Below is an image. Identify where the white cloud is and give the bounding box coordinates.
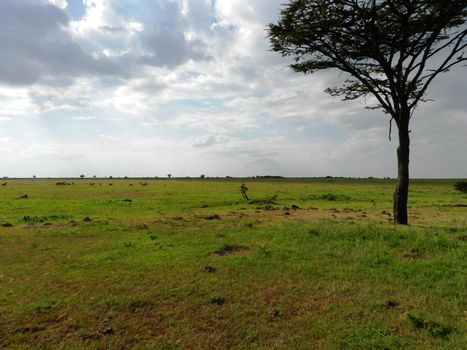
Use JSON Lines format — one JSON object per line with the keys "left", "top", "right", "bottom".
{"left": 70, "top": 0, "right": 109, "bottom": 35}
{"left": 48, "top": 0, "right": 67, "bottom": 9}
{"left": 190, "top": 134, "right": 230, "bottom": 148}
{"left": 72, "top": 115, "right": 96, "bottom": 121}
{"left": 0, "top": 0, "right": 464, "bottom": 177}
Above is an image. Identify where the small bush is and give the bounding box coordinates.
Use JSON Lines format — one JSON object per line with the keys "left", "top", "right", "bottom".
{"left": 453, "top": 181, "right": 467, "bottom": 193}
{"left": 208, "top": 295, "right": 225, "bottom": 305}
{"left": 34, "top": 299, "right": 57, "bottom": 312}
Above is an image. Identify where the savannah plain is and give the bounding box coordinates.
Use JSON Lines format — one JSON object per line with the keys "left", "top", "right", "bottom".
{"left": 0, "top": 178, "right": 466, "bottom": 349}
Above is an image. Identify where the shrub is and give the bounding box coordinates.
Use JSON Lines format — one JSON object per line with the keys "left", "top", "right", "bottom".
{"left": 453, "top": 181, "right": 467, "bottom": 193}
{"left": 208, "top": 295, "right": 225, "bottom": 305}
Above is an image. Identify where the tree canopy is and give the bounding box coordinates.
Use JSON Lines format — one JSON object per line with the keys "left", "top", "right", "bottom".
{"left": 269, "top": 0, "right": 466, "bottom": 224}
{"left": 269, "top": 0, "right": 466, "bottom": 121}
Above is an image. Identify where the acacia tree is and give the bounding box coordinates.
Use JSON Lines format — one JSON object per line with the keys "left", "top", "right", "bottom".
{"left": 269, "top": 0, "right": 466, "bottom": 224}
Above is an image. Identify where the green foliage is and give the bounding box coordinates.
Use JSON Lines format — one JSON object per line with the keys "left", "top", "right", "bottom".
{"left": 269, "top": 1, "right": 466, "bottom": 225}
{"left": 269, "top": 0, "right": 466, "bottom": 112}
{"left": 208, "top": 295, "right": 225, "bottom": 305}
{"left": 453, "top": 181, "right": 467, "bottom": 193}
{"left": 34, "top": 300, "right": 57, "bottom": 312}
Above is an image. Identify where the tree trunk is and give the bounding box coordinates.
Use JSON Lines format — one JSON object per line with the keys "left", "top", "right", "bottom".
{"left": 393, "top": 121, "right": 410, "bottom": 225}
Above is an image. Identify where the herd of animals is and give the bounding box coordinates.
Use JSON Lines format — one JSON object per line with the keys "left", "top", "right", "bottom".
{"left": 1, "top": 181, "right": 149, "bottom": 187}
{"left": 1, "top": 181, "right": 150, "bottom": 200}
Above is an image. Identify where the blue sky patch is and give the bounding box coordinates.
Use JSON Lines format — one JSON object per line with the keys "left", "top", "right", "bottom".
{"left": 67, "top": 0, "right": 86, "bottom": 21}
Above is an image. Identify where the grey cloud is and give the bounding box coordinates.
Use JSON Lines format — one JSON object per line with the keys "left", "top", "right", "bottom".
{"left": 182, "top": 0, "right": 215, "bottom": 32}
{"left": 0, "top": 0, "right": 215, "bottom": 90}
{"left": 28, "top": 89, "right": 93, "bottom": 111}
{"left": 139, "top": 37, "right": 210, "bottom": 68}
{"left": 131, "top": 80, "right": 167, "bottom": 95}
{"left": 140, "top": 29, "right": 191, "bottom": 68}
{"left": 0, "top": 0, "right": 122, "bottom": 86}
{"left": 137, "top": 2, "right": 212, "bottom": 68}
{"left": 233, "top": 64, "right": 259, "bottom": 80}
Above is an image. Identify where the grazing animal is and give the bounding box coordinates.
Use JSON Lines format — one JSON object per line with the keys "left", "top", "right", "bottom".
{"left": 89, "top": 183, "right": 95, "bottom": 186}
{"left": 1, "top": 183, "right": 6, "bottom": 186}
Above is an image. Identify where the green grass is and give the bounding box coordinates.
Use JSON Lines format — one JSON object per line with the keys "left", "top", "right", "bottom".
{"left": 0, "top": 178, "right": 466, "bottom": 349}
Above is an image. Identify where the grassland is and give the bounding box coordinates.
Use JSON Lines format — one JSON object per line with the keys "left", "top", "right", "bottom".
{"left": 0, "top": 178, "right": 466, "bottom": 349}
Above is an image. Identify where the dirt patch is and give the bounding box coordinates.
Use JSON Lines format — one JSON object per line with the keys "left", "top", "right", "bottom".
{"left": 384, "top": 300, "right": 400, "bottom": 309}
{"left": 14, "top": 326, "right": 46, "bottom": 334}
{"left": 303, "top": 193, "right": 352, "bottom": 201}
{"left": 212, "top": 244, "right": 249, "bottom": 256}
{"left": 249, "top": 199, "right": 277, "bottom": 205}
{"left": 403, "top": 247, "right": 427, "bottom": 260}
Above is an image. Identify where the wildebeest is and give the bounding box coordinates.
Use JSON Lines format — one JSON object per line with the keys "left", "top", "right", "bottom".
{"left": 56, "top": 181, "right": 71, "bottom": 186}
{"left": 1, "top": 183, "right": 6, "bottom": 186}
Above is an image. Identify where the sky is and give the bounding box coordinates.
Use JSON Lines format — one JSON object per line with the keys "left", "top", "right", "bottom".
{"left": 0, "top": 0, "right": 465, "bottom": 178}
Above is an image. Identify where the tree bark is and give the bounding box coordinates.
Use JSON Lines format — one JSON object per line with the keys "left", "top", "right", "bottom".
{"left": 393, "top": 120, "right": 410, "bottom": 225}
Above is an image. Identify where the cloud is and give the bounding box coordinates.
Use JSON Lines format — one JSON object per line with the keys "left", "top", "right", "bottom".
{"left": 190, "top": 134, "right": 230, "bottom": 148}
{"left": 0, "top": 87, "right": 34, "bottom": 116}
{"left": 0, "top": 0, "right": 212, "bottom": 89}
{"left": 0, "top": 0, "right": 124, "bottom": 86}
{"left": 72, "top": 115, "right": 96, "bottom": 121}
{"left": 0, "top": 0, "right": 465, "bottom": 177}
{"left": 48, "top": 0, "right": 68, "bottom": 9}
